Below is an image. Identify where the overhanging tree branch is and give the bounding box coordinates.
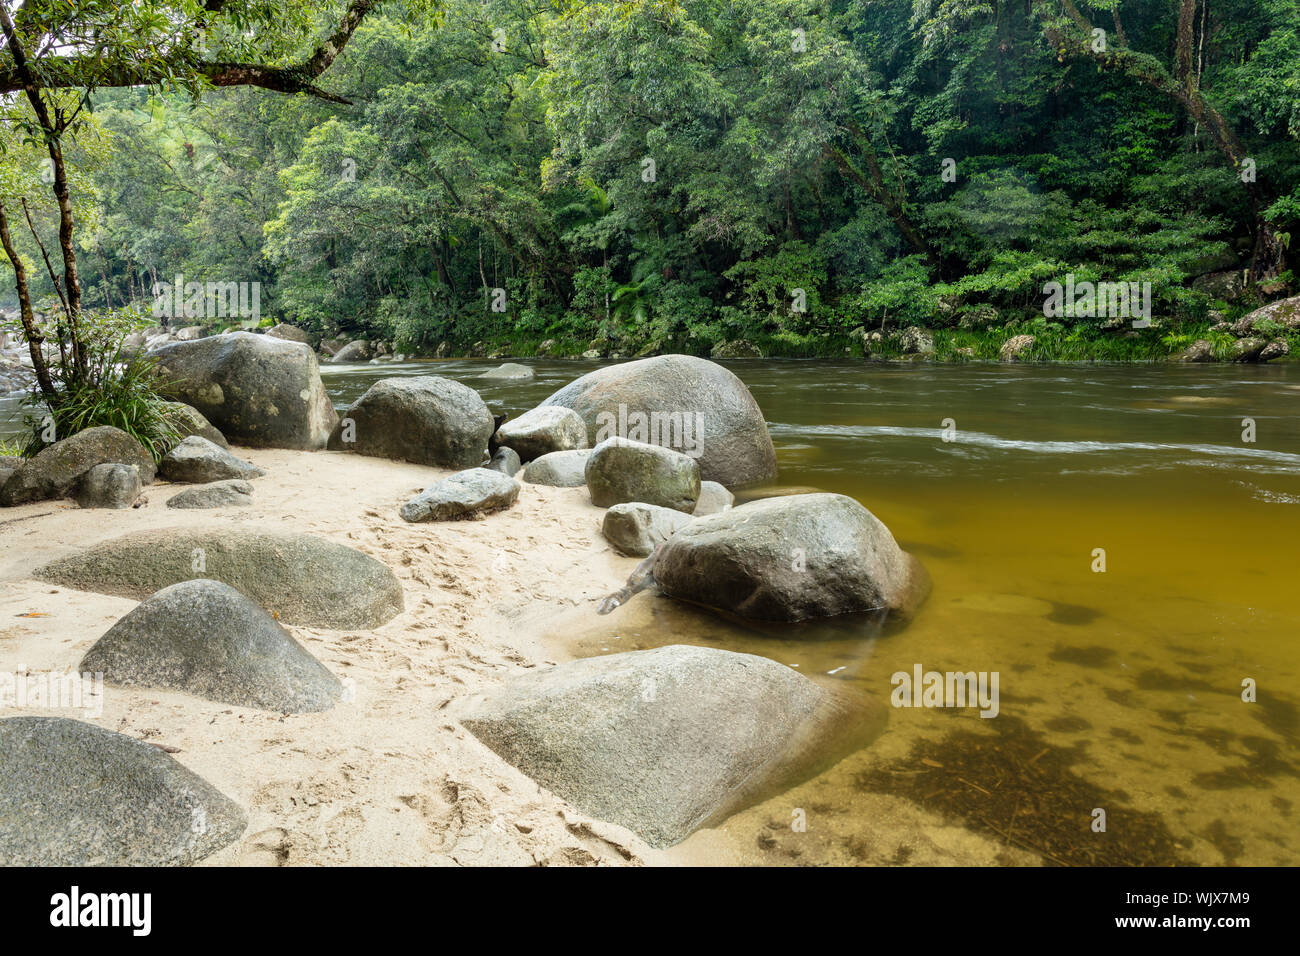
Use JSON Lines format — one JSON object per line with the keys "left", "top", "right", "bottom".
{"left": 0, "top": 0, "right": 378, "bottom": 103}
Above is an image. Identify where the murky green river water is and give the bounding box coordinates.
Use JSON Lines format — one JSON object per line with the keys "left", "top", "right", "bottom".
{"left": 5, "top": 358, "right": 1297, "bottom": 863}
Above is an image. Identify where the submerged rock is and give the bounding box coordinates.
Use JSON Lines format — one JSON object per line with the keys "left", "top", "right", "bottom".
{"left": 166, "top": 479, "right": 254, "bottom": 509}
{"left": 539, "top": 354, "right": 777, "bottom": 487}
{"left": 522, "top": 449, "right": 592, "bottom": 487}
{"left": 35, "top": 528, "right": 403, "bottom": 628}
{"left": 399, "top": 468, "right": 520, "bottom": 522}
{"left": 75, "top": 463, "right": 142, "bottom": 509}
{"left": 480, "top": 362, "right": 535, "bottom": 381}
{"left": 654, "top": 492, "right": 929, "bottom": 623}
{"left": 602, "top": 502, "right": 694, "bottom": 557}
{"left": 81, "top": 579, "right": 342, "bottom": 712}
{"left": 0, "top": 716, "right": 246, "bottom": 865}
{"left": 158, "top": 436, "right": 264, "bottom": 483}
{"left": 0, "top": 426, "right": 156, "bottom": 506}
{"left": 493, "top": 406, "right": 587, "bottom": 462}
{"left": 327, "top": 375, "right": 493, "bottom": 469}
{"left": 464, "top": 645, "right": 878, "bottom": 848}
{"left": 151, "top": 332, "right": 338, "bottom": 449}
{"left": 585, "top": 437, "right": 700, "bottom": 513}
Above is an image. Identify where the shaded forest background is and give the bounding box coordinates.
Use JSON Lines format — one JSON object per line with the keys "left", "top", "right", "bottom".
{"left": 6, "top": 0, "right": 1300, "bottom": 359}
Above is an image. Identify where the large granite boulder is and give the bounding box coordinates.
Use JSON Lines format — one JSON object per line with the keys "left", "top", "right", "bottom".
{"left": 654, "top": 493, "right": 929, "bottom": 623}
{"left": 151, "top": 332, "right": 338, "bottom": 449}
{"left": 327, "top": 376, "right": 493, "bottom": 469}
{"left": 585, "top": 437, "right": 700, "bottom": 513}
{"left": 521, "top": 449, "right": 592, "bottom": 487}
{"left": 1232, "top": 294, "right": 1300, "bottom": 334}
{"left": 0, "top": 717, "right": 245, "bottom": 865}
{"left": 0, "top": 426, "right": 156, "bottom": 506}
{"left": 493, "top": 406, "right": 588, "bottom": 462}
{"left": 399, "top": 468, "right": 520, "bottom": 522}
{"left": 539, "top": 354, "right": 777, "bottom": 487}
{"left": 602, "top": 502, "right": 693, "bottom": 557}
{"left": 35, "top": 528, "right": 403, "bottom": 629}
{"left": 81, "top": 580, "right": 342, "bottom": 713}
{"left": 166, "top": 480, "right": 254, "bottom": 509}
{"left": 75, "top": 463, "right": 142, "bottom": 509}
{"left": 463, "top": 645, "right": 878, "bottom": 848}
{"left": 158, "top": 436, "right": 264, "bottom": 483}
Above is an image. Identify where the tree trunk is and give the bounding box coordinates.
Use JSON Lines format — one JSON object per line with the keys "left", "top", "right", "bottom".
{"left": 0, "top": 202, "right": 58, "bottom": 401}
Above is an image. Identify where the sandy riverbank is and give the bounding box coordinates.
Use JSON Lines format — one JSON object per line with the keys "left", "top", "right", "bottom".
{"left": 0, "top": 447, "right": 687, "bottom": 865}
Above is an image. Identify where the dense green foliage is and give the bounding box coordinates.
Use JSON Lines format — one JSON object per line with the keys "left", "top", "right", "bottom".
{"left": 8, "top": 0, "right": 1300, "bottom": 358}
{"left": 9, "top": 307, "right": 181, "bottom": 459}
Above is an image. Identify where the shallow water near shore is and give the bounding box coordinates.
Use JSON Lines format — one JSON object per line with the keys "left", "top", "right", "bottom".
{"left": 314, "top": 358, "right": 1300, "bottom": 864}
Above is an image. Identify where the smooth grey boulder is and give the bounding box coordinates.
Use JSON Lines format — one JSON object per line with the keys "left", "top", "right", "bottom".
{"left": 81, "top": 580, "right": 342, "bottom": 712}
{"left": 329, "top": 340, "right": 369, "bottom": 363}
{"left": 400, "top": 468, "right": 520, "bottom": 522}
{"left": 522, "top": 449, "right": 592, "bottom": 487}
{"left": 327, "top": 375, "right": 492, "bottom": 469}
{"left": 463, "top": 645, "right": 877, "bottom": 848}
{"left": 585, "top": 437, "right": 700, "bottom": 513}
{"left": 151, "top": 332, "right": 338, "bottom": 449}
{"left": 654, "top": 493, "right": 929, "bottom": 623}
{"left": 158, "top": 436, "right": 265, "bottom": 483}
{"left": 0, "top": 716, "right": 246, "bottom": 866}
{"left": 693, "top": 480, "right": 734, "bottom": 516}
{"left": 602, "top": 502, "right": 693, "bottom": 557}
{"left": 480, "top": 362, "right": 534, "bottom": 381}
{"left": 493, "top": 406, "right": 587, "bottom": 462}
{"left": 35, "top": 528, "right": 403, "bottom": 629}
{"left": 160, "top": 400, "right": 228, "bottom": 449}
{"left": 0, "top": 426, "right": 156, "bottom": 506}
{"left": 76, "top": 463, "right": 142, "bottom": 509}
{"left": 483, "top": 446, "right": 522, "bottom": 477}
{"left": 166, "top": 479, "right": 254, "bottom": 509}
{"left": 540, "top": 354, "right": 777, "bottom": 487}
